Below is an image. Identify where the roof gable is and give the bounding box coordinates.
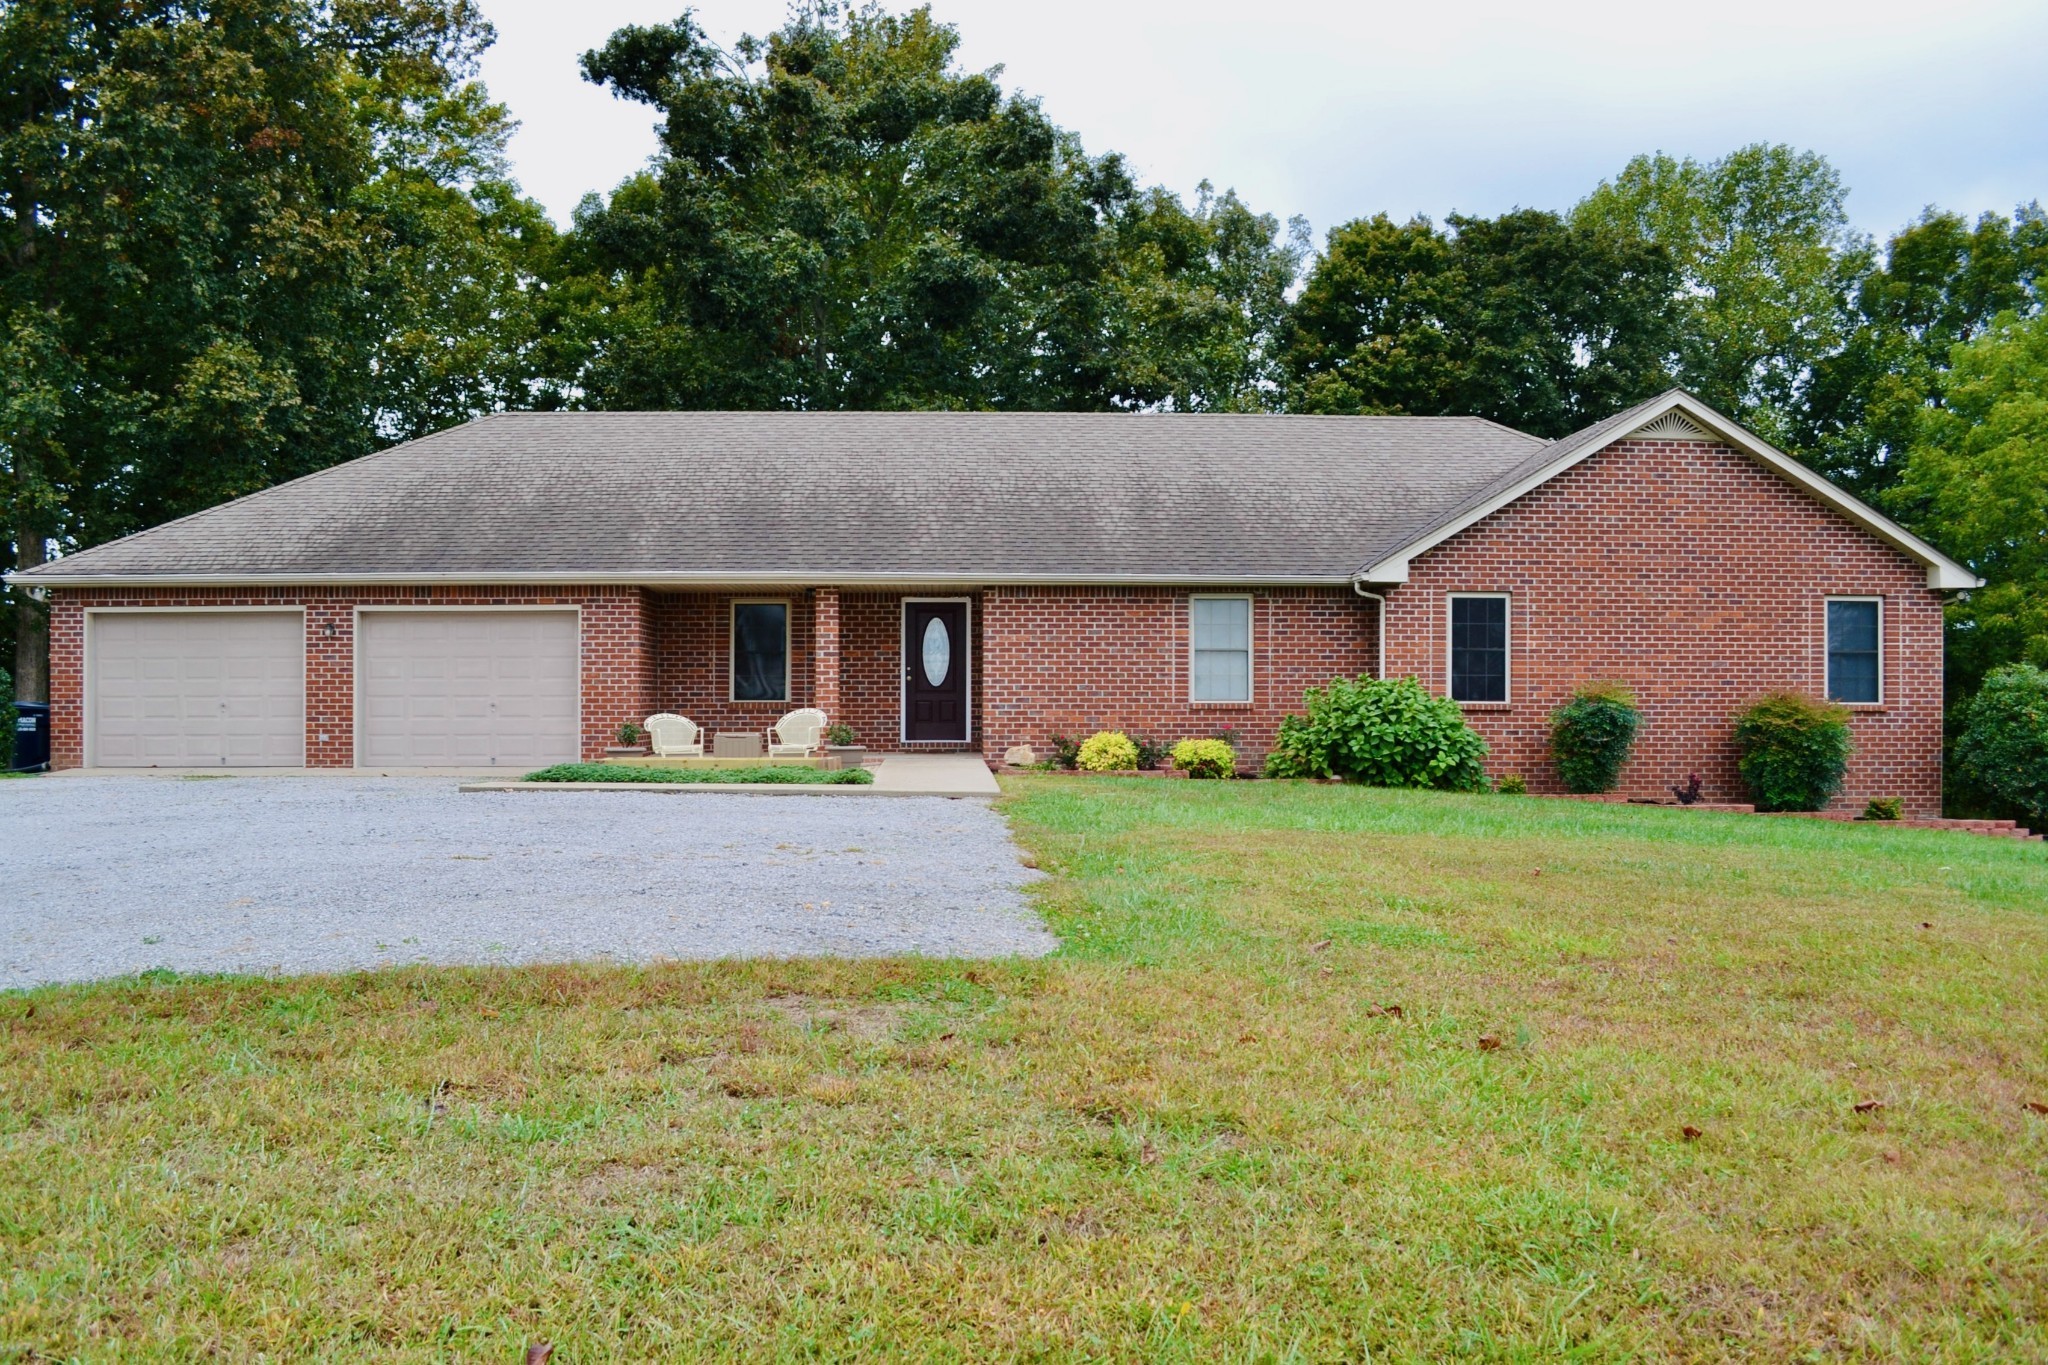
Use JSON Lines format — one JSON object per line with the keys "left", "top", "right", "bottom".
{"left": 1354, "top": 389, "right": 1982, "bottom": 591}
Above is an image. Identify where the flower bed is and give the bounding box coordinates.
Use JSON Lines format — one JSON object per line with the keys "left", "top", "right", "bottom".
{"left": 524, "top": 763, "right": 873, "bottom": 786}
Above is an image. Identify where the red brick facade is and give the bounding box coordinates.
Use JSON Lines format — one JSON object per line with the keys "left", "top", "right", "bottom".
{"left": 38, "top": 434, "right": 1952, "bottom": 812}
{"left": 1384, "top": 436, "right": 1946, "bottom": 814}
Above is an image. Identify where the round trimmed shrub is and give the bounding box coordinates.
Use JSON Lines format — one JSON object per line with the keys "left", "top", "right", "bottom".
{"left": 1260, "top": 675, "right": 1488, "bottom": 791}
{"left": 1952, "top": 663, "right": 2048, "bottom": 826}
{"left": 1549, "top": 681, "right": 1641, "bottom": 793}
{"left": 1170, "top": 737, "right": 1235, "bottom": 779}
{"left": 1076, "top": 730, "right": 1140, "bottom": 772}
{"left": 1733, "top": 691, "right": 1852, "bottom": 811}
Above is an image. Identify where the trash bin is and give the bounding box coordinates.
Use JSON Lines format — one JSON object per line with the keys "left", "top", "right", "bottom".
{"left": 11, "top": 701, "right": 49, "bottom": 771}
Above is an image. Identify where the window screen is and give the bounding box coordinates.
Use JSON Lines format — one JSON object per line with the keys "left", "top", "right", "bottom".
{"left": 1191, "top": 597, "right": 1251, "bottom": 702}
{"left": 1826, "top": 599, "right": 1880, "bottom": 704}
{"left": 732, "top": 602, "right": 788, "bottom": 701}
{"left": 1450, "top": 596, "right": 1508, "bottom": 703}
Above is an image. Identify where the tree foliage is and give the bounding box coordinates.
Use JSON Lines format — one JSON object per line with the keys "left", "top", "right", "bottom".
{"left": 1951, "top": 663, "right": 2048, "bottom": 826}
{"left": 1282, "top": 209, "right": 1677, "bottom": 437}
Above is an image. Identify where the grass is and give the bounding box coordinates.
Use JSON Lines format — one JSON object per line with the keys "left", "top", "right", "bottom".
{"left": 4, "top": 780, "right": 2047, "bottom": 1359}
{"left": 522, "top": 762, "right": 873, "bottom": 784}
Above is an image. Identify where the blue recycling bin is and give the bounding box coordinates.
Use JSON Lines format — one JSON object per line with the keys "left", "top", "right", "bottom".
{"left": 12, "top": 701, "right": 49, "bottom": 771}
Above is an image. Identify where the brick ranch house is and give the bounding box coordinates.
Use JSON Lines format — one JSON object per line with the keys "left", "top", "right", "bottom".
{"left": 8, "top": 389, "right": 1979, "bottom": 813}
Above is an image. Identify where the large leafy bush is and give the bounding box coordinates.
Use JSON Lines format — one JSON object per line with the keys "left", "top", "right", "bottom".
{"left": 1548, "top": 681, "right": 1641, "bottom": 793}
{"left": 1952, "top": 663, "right": 2048, "bottom": 825}
{"left": 1733, "top": 692, "right": 1852, "bottom": 811}
{"left": 1261, "top": 676, "right": 1488, "bottom": 790}
{"left": 1076, "top": 731, "right": 1140, "bottom": 772}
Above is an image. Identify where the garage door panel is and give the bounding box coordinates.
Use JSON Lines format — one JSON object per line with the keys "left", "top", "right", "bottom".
{"left": 357, "top": 611, "right": 579, "bottom": 768}
{"left": 90, "top": 613, "right": 304, "bottom": 767}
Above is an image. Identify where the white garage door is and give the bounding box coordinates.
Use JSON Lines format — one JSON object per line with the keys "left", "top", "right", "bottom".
{"left": 89, "top": 611, "right": 305, "bottom": 767}
{"left": 357, "top": 610, "right": 580, "bottom": 767}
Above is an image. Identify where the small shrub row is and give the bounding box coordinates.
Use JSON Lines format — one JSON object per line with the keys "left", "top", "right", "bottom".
{"left": 1048, "top": 729, "right": 1236, "bottom": 776}
{"left": 524, "top": 763, "right": 873, "bottom": 785}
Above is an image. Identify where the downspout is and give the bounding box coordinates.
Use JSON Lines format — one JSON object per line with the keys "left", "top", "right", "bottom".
{"left": 1351, "top": 581, "right": 1386, "bottom": 680}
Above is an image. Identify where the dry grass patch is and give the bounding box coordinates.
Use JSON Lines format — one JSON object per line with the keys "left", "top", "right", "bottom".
{"left": 2, "top": 780, "right": 2046, "bottom": 1359}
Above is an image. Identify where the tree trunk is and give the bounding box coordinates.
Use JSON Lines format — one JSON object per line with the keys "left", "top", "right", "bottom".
{"left": 12, "top": 534, "right": 48, "bottom": 702}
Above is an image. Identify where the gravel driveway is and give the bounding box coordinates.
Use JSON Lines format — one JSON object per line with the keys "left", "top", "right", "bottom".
{"left": 1, "top": 777, "right": 1054, "bottom": 989}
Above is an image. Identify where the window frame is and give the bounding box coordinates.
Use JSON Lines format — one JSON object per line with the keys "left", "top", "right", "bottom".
{"left": 1824, "top": 595, "right": 1884, "bottom": 706}
{"left": 1188, "top": 593, "right": 1254, "bottom": 705}
{"left": 1446, "top": 592, "right": 1512, "bottom": 706}
{"left": 729, "top": 598, "right": 792, "bottom": 704}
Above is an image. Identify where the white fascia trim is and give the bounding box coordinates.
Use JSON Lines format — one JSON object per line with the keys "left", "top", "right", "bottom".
{"left": 1353, "top": 391, "right": 1984, "bottom": 591}
{"left": 2, "top": 570, "right": 1359, "bottom": 590}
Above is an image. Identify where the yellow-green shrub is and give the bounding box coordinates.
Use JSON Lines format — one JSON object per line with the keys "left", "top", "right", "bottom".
{"left": 1170, "top": 737, "right": 1235, "bottom": 779}
{"left": 1076, "top": 731, "right": 1140, "bottom": 772}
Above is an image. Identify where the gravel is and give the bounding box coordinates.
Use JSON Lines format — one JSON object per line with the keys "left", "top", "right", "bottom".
{"left": 1, "top": 777, "right": 1055, "bottom": 990}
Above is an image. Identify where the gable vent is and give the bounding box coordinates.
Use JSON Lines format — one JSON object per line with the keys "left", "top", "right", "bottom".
{"left": 1633, "top": 409, "right": 1710, "bottom": 440}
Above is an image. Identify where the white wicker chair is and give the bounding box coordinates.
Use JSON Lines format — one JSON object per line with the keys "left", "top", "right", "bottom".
{"left": 767, "top": 707, "right": 828, "bottom": 757}
{"left": 644, "top": 713, "right": 704, "bottom": 758}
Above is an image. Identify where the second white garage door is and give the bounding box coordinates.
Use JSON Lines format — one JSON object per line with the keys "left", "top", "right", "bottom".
{"left": 357, "top": 610, "right": 580, "bottom": 768}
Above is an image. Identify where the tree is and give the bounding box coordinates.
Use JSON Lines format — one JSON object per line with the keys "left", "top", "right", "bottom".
{"left": 565, "top": 3, "right": 1289, "bottom": 413}
{"left": 1280, "top": 208, "right": 1677, "bottom": 437}
{"left": 1796, "top": 205, "right": 2047, "bottom": 497}
{"left": 0, "top": 0, "right": 552, "bottom": 698}
{"left": 1891, "top": 310, "right": 2048, "bottom": 694}
{"left": 1572, "top": 143, "right": 1861, "bottom": 443}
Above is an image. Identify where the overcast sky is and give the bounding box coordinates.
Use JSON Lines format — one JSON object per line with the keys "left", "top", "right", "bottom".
{"left": 475, "top": 0, "right": 2048, "bottom": 246}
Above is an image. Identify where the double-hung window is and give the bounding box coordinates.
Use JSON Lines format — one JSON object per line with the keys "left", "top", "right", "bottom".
{"left": 1190, "top": 595, "right": 1252, "bottom": 702}
{"left": 731, "top": 600, "right": 789, "bottom": 702}
{"left": 1825, "top": 598, "right": 1881, "bottom": 704}
{"left": 1448, "top": 594, "right": 1510, "bottom": 703}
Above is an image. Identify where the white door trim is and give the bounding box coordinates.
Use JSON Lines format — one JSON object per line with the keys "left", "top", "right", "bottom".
{"left": 899, "top": 596, "right": 973, "bottom": 745}
{"left": 82, "top": 606, "right": 307, "bottom": 768}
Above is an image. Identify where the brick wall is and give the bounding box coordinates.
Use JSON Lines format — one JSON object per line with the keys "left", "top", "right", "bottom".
{"left": 1384, "top": 436, "right": 1947, "bottom": 814}
{"left": 978, "top": 586, "right": 1380, "bottom": 763}
{"left": 46, "top": 585, "right": 653, "bottom": 768}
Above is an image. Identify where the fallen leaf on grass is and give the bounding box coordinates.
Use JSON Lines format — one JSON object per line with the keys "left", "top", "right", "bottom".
{"left": 525, "top": 1345, "right": 553, "bottom": 1365}
{"left": 1140, "top": 1142, "right": 1161, "bottom": 1166}
{"left": 1237, "top": 1032, "right": 1259, "bottom": 1044}
{"left": 1308, "top": 938, "right": 1333, "bottom": 953}
{"left": 1920, "top": 921, "right": 1933, "bottom": 930}
{"left": 1853, "top": 1099, "right": 1886, "bottom": 1114}
{"left": 1681, "top": 1125, "right": 1703, "bottom": 1141}
{"left": 1365, "top": 1004, "right": 1405, "bottom": 1019}
{"left": 1882, "top": 1150, "right": 1902, "bottom": 1164}
{"left": 1477, "top": 1035, "right": 1504, "bottom": 1052}
{"left": 2023, "top": 1101, "right": 2048, "bottom": 1115}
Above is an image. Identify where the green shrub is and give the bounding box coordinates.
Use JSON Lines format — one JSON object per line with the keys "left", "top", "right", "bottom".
{"left": 1952, "top": 663, "right": 2048, "bottom": 826}
{"left": 1130, "top": 734, "right": 1169, "bottom": 770}
{"left": 825, "top": 723, "right": 857, "bottom": 746}
{"left": 1496, "top": 772, "right": 1526, "bottom": 795}
{"left": 1046, "top": 734, "right": 1081, "bottom": 769}
{"left": 524, "top": 763, "right": 872, "bottom": 785}
{"left": 1076, "top": 731, "right": 1140, "bottom": 772}
{"left": 1733, "top": 692, "right": 1852, "bottom": 812}
{"left": 1260, "top": 676, "right": 1488, "bottom": 791}
{"left": 1170, "top": 737, "right": 1235, "bottom": 779}
{"left": 615, "top": 720, "right": 643, "bottom": 745}
{"left": 1861, "top": 796, "right": 1903, "bottom": 821}
{"left": 1548, "top": 681, "right": 1640, "bottom": 793}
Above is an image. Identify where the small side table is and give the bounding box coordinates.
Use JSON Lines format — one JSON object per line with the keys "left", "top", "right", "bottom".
{"left": 712, "top": 731, "right": 763, "bottom": 759}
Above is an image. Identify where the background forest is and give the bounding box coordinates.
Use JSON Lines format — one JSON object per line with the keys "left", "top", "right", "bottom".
{"left": 3, "top": 1, "right": 2043, "bottom": 805}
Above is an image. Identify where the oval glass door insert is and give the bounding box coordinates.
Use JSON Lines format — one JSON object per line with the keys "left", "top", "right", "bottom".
{"left": 920, "top": 616, "right": 951, "bottom": 687}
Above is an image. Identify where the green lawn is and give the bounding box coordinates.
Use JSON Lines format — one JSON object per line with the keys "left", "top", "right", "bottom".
{"left": 4, "top": 780, "right": 2047, "bottom": 1360}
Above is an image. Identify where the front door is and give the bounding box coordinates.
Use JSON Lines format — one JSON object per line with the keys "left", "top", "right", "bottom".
{"left": 904, "top": 601, "right": 970, "bottom": 743}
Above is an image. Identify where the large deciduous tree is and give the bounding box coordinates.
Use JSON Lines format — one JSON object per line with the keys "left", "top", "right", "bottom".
{"left": 0, "top": 0, "right": 553, "bottom": 698}
{"left": 562, "top": 4, "right": 1299, "bottom": 412}
{"left": 1571, "top": 143, "right": 1860, "bottom": 444}
{"left": 1891, "top": 311, "right": 2048, "bottom": 695}
{"left": 1796, "top": 205, "right": 2047, "bottom": 497}
{"left": 1280, "top": 208, "right": 1677, "bottom": 438}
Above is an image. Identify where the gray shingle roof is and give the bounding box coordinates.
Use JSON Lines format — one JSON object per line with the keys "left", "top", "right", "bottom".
{"left": 19, "top": 411, "right": 1552, "bottom": 584}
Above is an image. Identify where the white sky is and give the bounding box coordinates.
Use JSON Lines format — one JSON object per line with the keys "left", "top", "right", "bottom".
{"left": 475, "top": 0, "right": 2048, "bottom": 245}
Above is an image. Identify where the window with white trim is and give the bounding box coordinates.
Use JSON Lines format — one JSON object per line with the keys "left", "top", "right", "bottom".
{"left": 1448, "top": 594, "right": 1509, "bottom": 703}
{"left": 1825, "top": 598, "right": 1881, "bottom": 704}
{"left": 731, "top": 600, "right": 789, "bottom": 702}
{"left": 1190, "top": 595, "right": 1252, "bottom": 702}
